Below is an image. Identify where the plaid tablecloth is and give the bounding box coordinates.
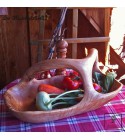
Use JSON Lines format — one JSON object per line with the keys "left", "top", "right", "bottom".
{"left": 1, "top": 79, "right": 125, "bottom": 132}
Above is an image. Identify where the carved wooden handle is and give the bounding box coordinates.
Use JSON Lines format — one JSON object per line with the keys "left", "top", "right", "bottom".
{"left": 21, "top": 48, "right": 99, "bottom": 95}
{"left": 4, "top": 48, "right": 123, "bottom": 123}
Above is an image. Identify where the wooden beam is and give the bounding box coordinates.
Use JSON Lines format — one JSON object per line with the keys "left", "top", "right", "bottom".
{"left": 66, "top": 37, "right": 110, "bottom": 43}
{"left": 110, "top": 46, "right": 125, "bottom": 78}
{"left": 29, "top": 7, "right": 111, "bottom": 10}
{"left": 80, "top": 9, "right": 101, "bottom": 34}
{"left": 72, "top": 9, "right": 78, "bottom": 59}
{"left": 31, "top": 37, "right": 110, "bottom": 45}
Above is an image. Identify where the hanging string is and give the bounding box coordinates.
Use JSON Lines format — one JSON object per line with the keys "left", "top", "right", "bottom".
{"left": 47, "top": 7, "right": 68, "bottom": 59}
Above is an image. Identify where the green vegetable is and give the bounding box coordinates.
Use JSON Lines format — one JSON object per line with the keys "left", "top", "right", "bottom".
{"left": 36, "top": 89, "right": 84, "bottom": 111}
{"left": 93, "top": 72, "right": 104, "bottom": 87}
{"left": 36, "top": 91, "right": 52, "bottom": 111}
{"left": 93, "top": 71, "right": 117, "bottom": 93}
{"left": 93, "top": 72, "right": 106, "bottom": 92}
{"left": 104, "top": 71, "right": 117, "bottom": 92}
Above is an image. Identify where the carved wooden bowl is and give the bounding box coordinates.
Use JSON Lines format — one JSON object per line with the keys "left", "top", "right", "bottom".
{"left": 4, "top": 48, "right": 123, "bottom": 123}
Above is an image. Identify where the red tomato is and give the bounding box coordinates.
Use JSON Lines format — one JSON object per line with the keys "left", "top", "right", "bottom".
{"left": 63, "top": 76, "right": 79, "bottom": 90}
{"left": 93, "top": 83, "right": 102, "bottom": 92}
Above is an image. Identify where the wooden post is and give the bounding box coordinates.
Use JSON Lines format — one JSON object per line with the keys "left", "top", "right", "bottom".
{"left": 72, "top": 9, "right": 78, "bottom": 59}
{"left": 104, "top": 8, "right": 111, "bottom": 66}
{"left": 55, "top": 39, "right": 68, "bottom": 75}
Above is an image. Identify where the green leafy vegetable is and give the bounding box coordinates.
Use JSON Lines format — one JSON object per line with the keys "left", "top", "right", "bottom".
{"left": 36, "top": 89, "right": 84, "bottom": 111}
{"left": 104, "top": 71, "right": 117, "bottom": 92}
{"left": 93, "top": 71, "right": 117, "bottom": 93}
{"left": 93, "top": 72, "right": 104, "bottom": 85}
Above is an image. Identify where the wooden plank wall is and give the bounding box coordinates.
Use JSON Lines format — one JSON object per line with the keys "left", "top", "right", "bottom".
{"left": 77, "top": 9, "right": 106, "bottom": 62}
{"left": 0, "top": 8, "right": 30, "bottom": 89}
{"left": 29, "top": 8, "right": 61, "bottom": 64}
{"left": 29, "top": 8, "right": 110, "bottom": 61}
{"left": 0, "top": 7, "right": 111, "bottom": 89}
{"left": 80, "top": 8, "right": 105, "bottom": 35}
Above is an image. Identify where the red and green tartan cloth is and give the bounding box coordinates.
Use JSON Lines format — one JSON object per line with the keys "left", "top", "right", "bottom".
{"left": 1, "top": 78, "right": 125, "bottom": 132}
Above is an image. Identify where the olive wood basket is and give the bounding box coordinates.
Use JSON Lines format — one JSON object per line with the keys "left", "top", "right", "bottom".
{"left": 4, "top": 48, "right": 123, "bottom": 123}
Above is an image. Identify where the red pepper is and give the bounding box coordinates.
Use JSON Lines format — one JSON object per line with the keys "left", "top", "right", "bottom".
{"left": 38, "top": 84, "right": 64, "bottom": 94}
{"left": 93, "top": 83, "right": 102, "bottom": 92}
{"left": 69, "top": 70, "right": 79, "bottom": 79}
{"left": 70, "top": 70, "right": 83, "bottom": 88}
{"left": 63, "top": 76, "right": 80, "bottom": 90}
{"left": 77, "top": 79, "right": 83, "bottom": 88}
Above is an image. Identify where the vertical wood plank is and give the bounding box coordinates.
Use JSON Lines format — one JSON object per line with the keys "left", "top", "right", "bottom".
{"left": 72, "top": 9, "right": 78, "bottom": 58}
{"left": 65, "top": 9, "right": 73, "bottom": 58}
{"left": 28, "top": 8, "right": 40, "bottom": 64}
{"left": 38, "top": 9, "right": 46, "bottom": 61}
{"left": 0, "top": 7, "right": 30, "bottom": 89}
{"left": 104, "top": 8, "right": 111, "bottom": 66}
{"left": 0, "top": 20, "right": 7, "bottom": 89}
{"left": 51, "top": 9, "right": 59, "bottom": 59}
{"left": 43, "top": 9, "right": 53, "bottom": 59}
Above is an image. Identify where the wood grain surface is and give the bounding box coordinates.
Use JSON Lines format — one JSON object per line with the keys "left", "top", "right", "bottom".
{"left": 4, "top": 48, "right": 123, "bottom": 123}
